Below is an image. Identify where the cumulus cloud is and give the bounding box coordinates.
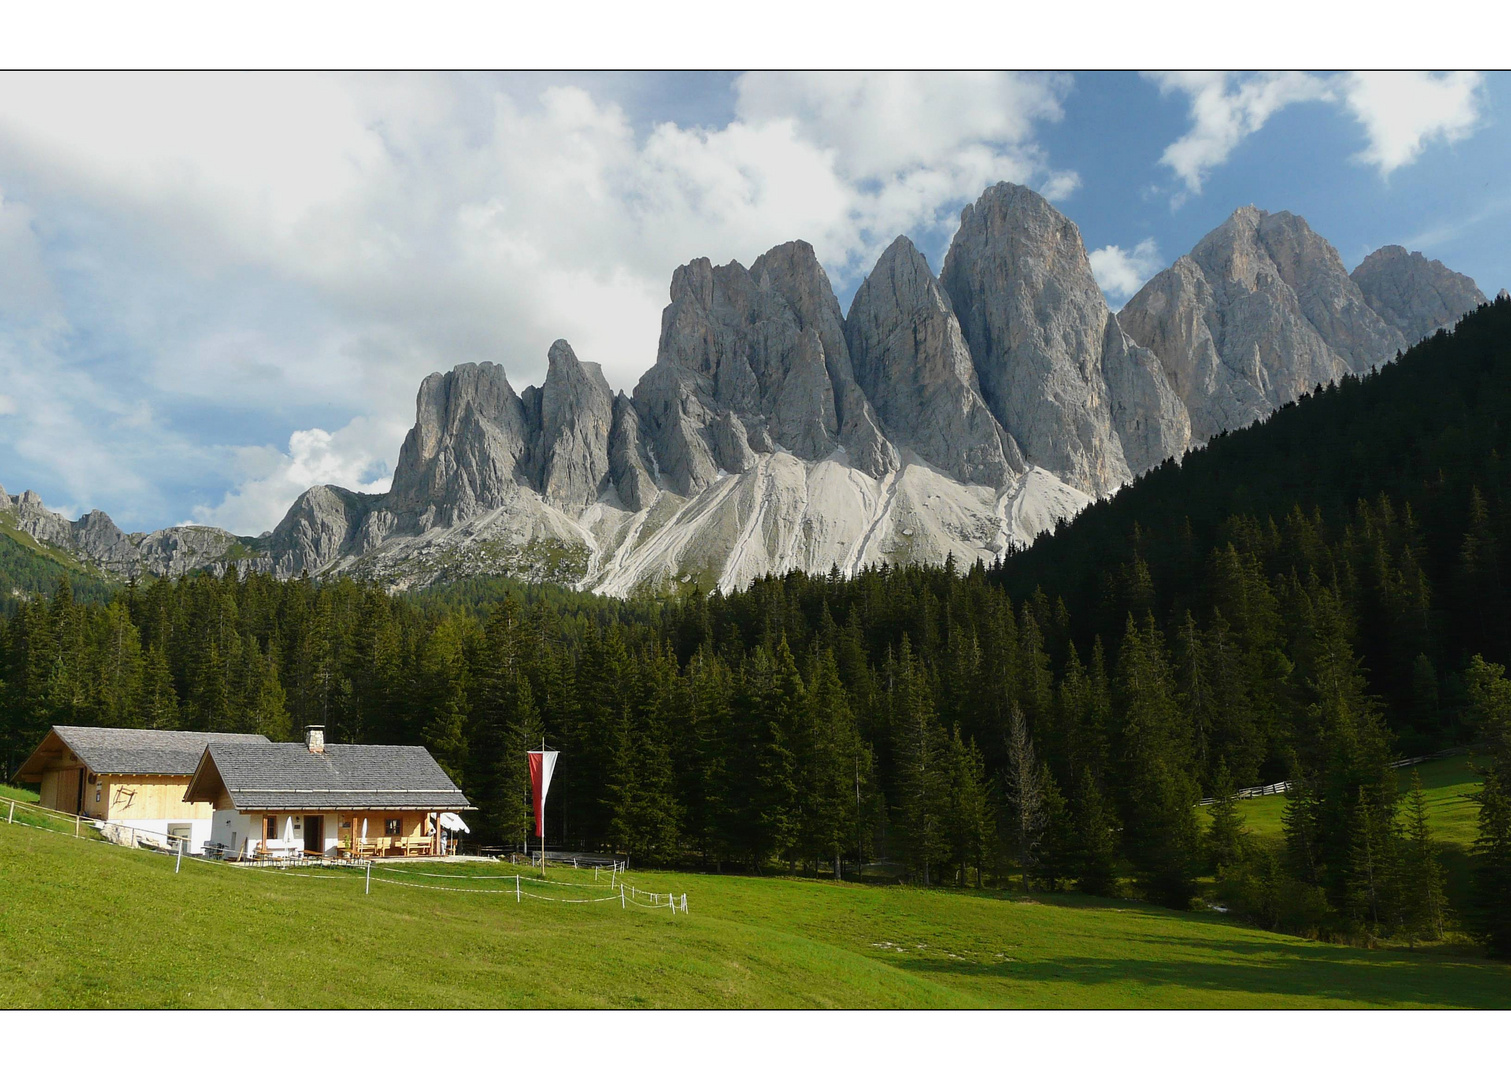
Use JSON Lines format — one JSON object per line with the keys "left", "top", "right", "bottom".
{"left": 1088, "top": 239, "right": 1163, "bottom": 304}
{"left": 1339, "top": 71, "right": 1484, "bottom": 174}
{"left": 0, "top": 393, "right": 15, "bottom": 415}
{"left": 0, "top": 72, "right": 1077, "bottom": 534}
{"left": 1151, "top": 70, "right": 1486, "bottom": 198}
{"left": 189, "top": 418, "right": 402, "bottom": 536}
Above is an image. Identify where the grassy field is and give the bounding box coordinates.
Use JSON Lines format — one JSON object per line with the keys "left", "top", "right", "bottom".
{"left": 2, "top": 817, "right": 1508, "bottom": 1008}
{"left": 1220, "top": 755, "right": 1483, "bottom": 845}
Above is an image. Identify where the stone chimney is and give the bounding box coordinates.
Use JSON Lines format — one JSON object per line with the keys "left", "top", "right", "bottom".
{"left": 304, "top": 725, "right": 325, "bottom": 754}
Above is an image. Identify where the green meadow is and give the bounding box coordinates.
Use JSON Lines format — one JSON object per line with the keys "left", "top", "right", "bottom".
{"left": 1215, "top": 755, "right": 1484, "bottom": 847}
{"left": 2, "top": 807, "right": 1507, "bottom": 1009}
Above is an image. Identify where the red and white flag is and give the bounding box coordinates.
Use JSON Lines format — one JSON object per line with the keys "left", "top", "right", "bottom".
{"left": 527, "top": 749, "right": 558, "bottom": 839}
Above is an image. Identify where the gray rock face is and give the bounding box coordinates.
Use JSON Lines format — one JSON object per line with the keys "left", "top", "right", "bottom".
{"left": 846, "top": 235, "right": 1019, "bottom": 486}
{"left": 267, "top": 484, "right": 377, "bottom": 575}
{"left": 1100, "top": 316, "right": 1192, "bottom": 475}
{"left": 607, "top": 391, "right": 656, "bottom": 512}
{"left": 534, "top": 340, "right": 615, "bottom": 512}
{"left": 1121, "top": 206, "right": 1406, "bottom": 444}
{"left": 940, "top": 182, "right": 1187, "bottom": 495}
{"left": 653, "top": 254, "right": 839, "bottom": 460}
{"left": 631, "top": 361, "right": 721, "bottom": 497}
{"left": 387, "top": 361, "right": 532, "bottom": 527}
{"left": 750, "top": 241, "right": 896, "bottom": 476}
{"left": 1351, "top": 245, "right": 1486, "bottom": 345}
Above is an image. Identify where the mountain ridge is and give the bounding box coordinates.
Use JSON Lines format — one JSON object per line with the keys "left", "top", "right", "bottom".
{"left": 0, "top": 185, "right": 1489, "bottom": 595}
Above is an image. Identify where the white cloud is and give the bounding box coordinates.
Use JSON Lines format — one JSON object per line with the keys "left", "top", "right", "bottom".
{"left": 1088, "top": 239, "right": 1163, "bottom": 304}
{"left": 1339, "top": 71, "right": 1484, "bottom": 175}
{"left": 1151, "top": 70, "right": 1487, "bottom": 199}
{"left": 1150, "top": 72, "right": 1333, "bottom": 197}
{"left": 190, "top": 419, "right": 401, "bottom": 536}
{"left": 0, "top": 393, "right": 15, "bottom": 415}
{"left": 0, "top": 72, "right": 1077, "bottom": 534}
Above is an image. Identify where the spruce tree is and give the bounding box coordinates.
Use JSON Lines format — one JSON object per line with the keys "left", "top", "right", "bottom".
{"left": 1114, "top": 615, "right": 1202, "bottom": 908}
{"left": 1206, "top": 759, "right": 1249, "bottom": 875}
{"left": 1069, "top": 766, "right": 1120, "bottom": 896}
{"left": 1005, "top": 703, "right": 1046, "bottom": 891}
{"left": 1398, "top": 770, "right": 1447, "bottom": 944}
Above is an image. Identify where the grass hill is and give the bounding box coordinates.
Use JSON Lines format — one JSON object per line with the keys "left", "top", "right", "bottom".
{"left": 1, "top": 819, "right": 1507, "bottom": 1008}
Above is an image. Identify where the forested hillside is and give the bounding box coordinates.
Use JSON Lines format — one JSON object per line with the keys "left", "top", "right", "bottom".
{"left": 3, "top": 297, "right": 1511, "bottom": 954}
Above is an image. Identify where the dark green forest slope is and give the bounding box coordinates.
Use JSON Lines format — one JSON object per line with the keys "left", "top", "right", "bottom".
{"left": 4, "top": 297, "right": 1511, "bottom": 954}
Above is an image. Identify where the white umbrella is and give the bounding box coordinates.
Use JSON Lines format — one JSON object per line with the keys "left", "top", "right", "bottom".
{"left": 283, "top": 815, "right": 293, "bottom": 845}
{"left": 438, "top": 812, "right": 470, "bottom": 833}
{"left": 361, "top": 817, "right": 368, "bottom": 840}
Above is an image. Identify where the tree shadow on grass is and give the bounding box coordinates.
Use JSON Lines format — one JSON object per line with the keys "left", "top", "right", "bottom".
{"left": 885, "top": 931, "right": 1511, "bottom": 1008}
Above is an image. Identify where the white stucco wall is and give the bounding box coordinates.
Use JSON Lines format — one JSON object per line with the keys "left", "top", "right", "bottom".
{"left": 207, "top": 810, "right": 340, "bottom": 858}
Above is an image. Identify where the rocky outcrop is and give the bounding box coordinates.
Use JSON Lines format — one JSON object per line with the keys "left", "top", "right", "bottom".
{"left": 750, "top": 241, "right": 896, "bottom": 476}
{"left": 1100, "top": 317, "right": 1191, "bottom": 475}
{"left": 386, "top": 361, "right": 533, "bottom": 528}
{"left": 940, "top": 182, "right": 1188, "bottom": 495}
{"left": 1351, "top": 245, "right": 1487, "bottom": 345}
{"left": 845, "top": 235, "right": 1019, "bottom": 486}
{"left": 607, "top": 392, "right": 656, "bottom": 512}
{"left": 267, "top": 484, "right": 377, "bottom": 575}
{"left": 534, "top": 340, "right": 615, "bottom": 512}
{"left": 1, "top": 485, "right": 260, "bottom": 579}
{"left": 1121, "top": 206, "right": 1406, "bottom": 444}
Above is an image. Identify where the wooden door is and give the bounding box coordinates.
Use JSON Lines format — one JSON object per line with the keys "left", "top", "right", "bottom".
{"left": 304, "top": 815, "right": 324, "bottom": 854}
{"left": 54, "top": 768, "right": 80, "bottom": 814}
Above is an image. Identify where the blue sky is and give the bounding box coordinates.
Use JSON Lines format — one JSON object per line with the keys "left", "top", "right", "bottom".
{"left": 0, "top": 72, "right": 1504, "bottom": 536}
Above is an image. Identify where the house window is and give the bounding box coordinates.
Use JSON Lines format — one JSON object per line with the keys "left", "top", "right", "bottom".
{"left": 264, "top": 815, "right": 278, "bottom": 838}
{"left": 385, "top": 818, "right": 402, "bottom": 836}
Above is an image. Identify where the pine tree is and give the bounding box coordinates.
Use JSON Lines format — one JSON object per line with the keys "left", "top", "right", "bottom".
{"left": 1114, "top": 615, "right": 1202, "bottom": 908}
{"left": 893, "top": 641, "right": 947, "bottom": 884}
{"left": 1206, "top": 759, "right": 1249, "bottom": 875}
{"left": 1398, "top": 770, "right": 1447, "bottom": 944}
{"left": 1069, "top": 767, "right": 1120, "bottom": 896}
{"left": 1464, "top": 655, "right": 1511, "bottom": 956}
{"left": 1005, "top": 703, "right": 1046, "bottom": 891}
{"left": 1033, "top": 765, "right": 1073, "bottom": 892}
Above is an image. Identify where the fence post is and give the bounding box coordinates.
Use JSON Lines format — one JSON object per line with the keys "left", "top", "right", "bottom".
{"left": 176, "top": 838, "right": 183, "bottom": 874}
{"left": 516, "top": 875, "right": 521, "bottom": 903}
{"left": 620, "top": 883, "right": 625, "bottom": 909}
{"left": 74, "top": 814, "right": 80, "bottom": 838}
{"left": 7, "top": 799, "right": 13, "bottom": 825}
{"left": 366, "top": 861, "right": 371, "bottom": 895}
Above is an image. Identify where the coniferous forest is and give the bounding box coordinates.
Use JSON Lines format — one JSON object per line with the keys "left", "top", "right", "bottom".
{"left": 5, "top": 296, "right": 1511, "bottom": 955}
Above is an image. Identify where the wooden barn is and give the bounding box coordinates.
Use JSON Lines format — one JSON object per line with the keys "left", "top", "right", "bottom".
{"left": 183, "top": 725, "right": 473, "bottom": 859}
{"left": 9, "top": 726, "right": 272, "bottom": 852}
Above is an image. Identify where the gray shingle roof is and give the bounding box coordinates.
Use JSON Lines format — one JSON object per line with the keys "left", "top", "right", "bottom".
{"left": 49, "top": 726, "right": 270, "bottom": 776}
{"left": 202, "top": 742, "right": 472, "bottom": 811}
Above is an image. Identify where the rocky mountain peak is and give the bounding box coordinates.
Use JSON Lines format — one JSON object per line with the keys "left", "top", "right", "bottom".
{"left": 1351, "top": 244, "right": 1488, "bottom": 345}
{"left": 940, "top": 181, "right": 1185, "bottom": 496}
{"left": 1122, "top": 204, "right": 1423, "bottom": 446}
{"left": 535, "top": 339, "right": 615, "bottom": 512}
{"left": 846, "top": 235, "right": 1019, "bottom": 486}
{"left": 387, "top": 360, "right": 531, "bottom": 525}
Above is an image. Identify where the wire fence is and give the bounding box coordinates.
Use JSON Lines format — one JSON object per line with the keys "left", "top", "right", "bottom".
{"left": 2, "top": 794, "right": 689, "bottom": 916}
